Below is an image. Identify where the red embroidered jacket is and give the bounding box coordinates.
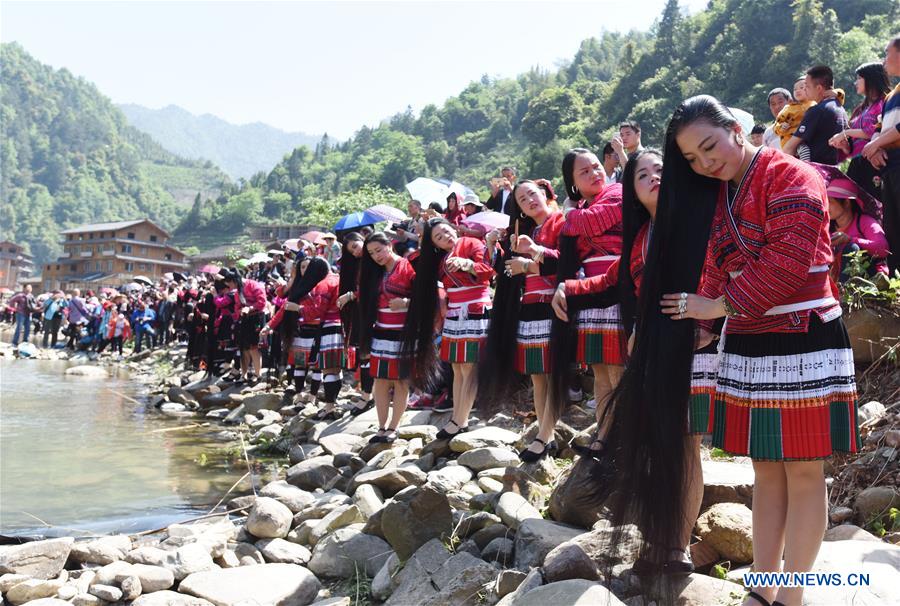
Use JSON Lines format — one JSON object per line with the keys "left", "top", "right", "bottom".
{"left": 561, "top": 183, "right": 624, "bottom": 259}
{"left": 378, "top": 257, "right": 416, "bottom": 308}
{"left": 525, "top": 211, "right": 564, "bottom": 299}
{"left": 298, "top": 273, "right": 340, "bottom": 325}
{"left": 564, "top": 221, "right": 649, "bottom": 297}
{"left": 698, "top": 147, "right": 840, "bottom": 334}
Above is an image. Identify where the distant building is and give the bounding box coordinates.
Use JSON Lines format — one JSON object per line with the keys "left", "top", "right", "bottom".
{"left": 0, "top": 241, "right": 34, "bottom": 290}
{"left": 40, "top": 219, "right": 188, "bottom": 292}
{"left": 246, "top": 223, "right": 325, "bottom": 243}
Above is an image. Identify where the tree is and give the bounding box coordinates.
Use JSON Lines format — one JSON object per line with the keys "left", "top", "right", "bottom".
{"left": 521, "top": 87, "right": 584, "bottom": 145}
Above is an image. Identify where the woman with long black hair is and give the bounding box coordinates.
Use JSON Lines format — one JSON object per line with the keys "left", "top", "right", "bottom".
{"left": 482, "top": 180, "right": 564, "bottom": 461}
{"left": 220, "top": 268, "right": 267, "bottom": 384}
{"left": 358, "top": 232, "right": 417, "bottom": 442}
{"left": 552, "top": 148, "right": 717, "bottom": 574}
{"left": 549, "top": 149, "right": 625, "bottom": 454}
{"left": 336, "top": 232, "right": 374, "bottom": 412}
{"left": 404, "top": 218, "right": 496, "bottom": 439}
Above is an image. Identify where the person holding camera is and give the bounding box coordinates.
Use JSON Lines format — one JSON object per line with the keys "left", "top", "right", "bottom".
{"left": 486, "top": 166, "right": 517, "bottom": 215}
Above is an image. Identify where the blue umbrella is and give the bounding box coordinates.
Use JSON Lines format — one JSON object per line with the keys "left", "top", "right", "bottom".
{"left": 333, "top": 210, "right": 380, "bottom": 231}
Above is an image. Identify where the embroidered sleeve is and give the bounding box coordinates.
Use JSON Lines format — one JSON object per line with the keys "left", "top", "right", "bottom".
{"left": 561, "top": 186, "right": 623, "bottom": 237}
{"left": 565, "top": 258, "right": 620, "bottom": 297}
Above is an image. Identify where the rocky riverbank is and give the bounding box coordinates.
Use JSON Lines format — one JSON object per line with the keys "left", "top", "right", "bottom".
{"left": 1, "top": 342, "right": 899, "bottom": 606}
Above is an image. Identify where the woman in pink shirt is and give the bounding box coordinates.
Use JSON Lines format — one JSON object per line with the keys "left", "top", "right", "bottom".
{"left": 827, "top": 177, "right": 890, "bottom": 279}
{"left": 222, "top": 268, "right": 267, "bottom": 383}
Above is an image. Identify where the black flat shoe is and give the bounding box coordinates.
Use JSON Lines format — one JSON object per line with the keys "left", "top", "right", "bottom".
{"left": 313, "top": 408, "right": 341, "bottom": 421}
{"left": 632, "top": 547, "right": 695, "bottom": 577}
{"left": 369, "top": 427, "right": 387, "bottom": 443}
{"left": 519, "top": 438, "right": 557, "bottom": 463}
{"left": 349, "top": 399, "right": 375, "bottom": 417}
{"left": 572, "top": 436, "right": 606, "bottom": 460}
{"left": 745, "top": 591, "right": 771, "bottom": 606}
{"left": 435, "top": 419, "right": 468, "bottom": 440}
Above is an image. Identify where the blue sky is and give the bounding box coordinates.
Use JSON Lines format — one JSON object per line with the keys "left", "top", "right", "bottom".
{"left": 1, "top": 0, "right": 708, "bottom": 139}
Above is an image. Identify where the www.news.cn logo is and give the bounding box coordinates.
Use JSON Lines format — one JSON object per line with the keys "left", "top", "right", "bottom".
{"left": 743, "top": 572, "right": 871, "bottom": 587}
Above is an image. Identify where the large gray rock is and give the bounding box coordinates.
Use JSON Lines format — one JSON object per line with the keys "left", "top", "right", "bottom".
{"left": 449, "top": 427, "right": 520, "bottom": 452}
{"left": 243, "top": 392, "right": 283, "bottom": 415}
{"left": 256, "top": 538, "right": 312, "bottom": 565}
{"left": 419, "top": 552, "right": 498, "bottom": 606}
{"left": 426, "top": 464, "right": 474, "bottom": 493}
{"left": 547, "top": 463, "right": 607, "bottom": 528}
{"left": 514, "top": 519, "right": 585, "bottom": 569}
{"left": 180, "top": 563, "right": 320, "bottom": 606}
{"left": 132, "top": 591, "right": 215, "bottom": 605}
{"left": 353, "top": 466, "right": 427, "bottom": 496}
{"left": 541, "top": 520, "right": 641, "bottom": 582}
{"left": 65, "top": 365, "right": 108, "bottom": 377}
{"left": 70, "top": 535, "right": 133, "bottom": 565}
{"left": 457, "top": 447, "right": 520, "bottom": 472}
{"left": 0, "top": 537, "right": 73, "bottom": 579}
{"left": 510, "top": 579, "right": 625, "bottom": 606}
{"left": 701, "top": 459, "right": 755, "bottom": 509}
{"left": 496, "top": 492, "right": 542, "bottom": 530}
{"left": 5, "top": 577, "right": 65, "bottom": 604}
{"left": 381, "top": 486, "right": 453, "bottom": 560}
{"left": 13, "top": 599, "right": 71, "bottom": 606}
{"left": 695, "top": 502, "right": 754, "bottom": 564}
{"left": 246, "top": 496, "right": 294, "bottom": 539}
{"left": 802, "top": 539, "right": 900, "bottom": 605}
{"left": 641, "top": 573, "right": 742, "bottom": 606}
{"left": 352, "top": 483, "right": 384, "bottom": 519}
{"left": 824, "top": 524, "right": 882, "bottom": 542}
{"left": 164, "top": 543, "right": 216, "bottom": 581}
{"left": 383, "top": 539, "right": 451, "bottom": 605}
{"left": 319, "top": 433, "right": 366, "bottom": 455}
{"left": 371, "top": 552, "right": 402, "bottom": 601}
{"left": 308, "top": 505, "right": 364, "bottom": 546}
{"left": 496, "top": 568, "right": 543, "bottom": 606}
{"left": 127, "top": 563, "right": 176, "bottom": 593}
{"left": 286, "top": 456, "right": 340, "bottom": 491}
{"left": 854, "top": 486, "right": 900, "bottom": 526}
{"left": 260, "top": 480, "right": 316, "bottom": 513}
{"left": 307, "top": 527, "right": 393, "bottom": 578}
{"left": 482, "top": 537, "right": 515, "bottom": 566}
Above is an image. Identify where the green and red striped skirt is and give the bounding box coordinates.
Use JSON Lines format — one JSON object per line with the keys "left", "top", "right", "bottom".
{"left": 316, "top": 320, "right": 345, "bottom": 370}
{"left": 687, "top": 343, "right": 719, "bottom": 435}
{"left": 515, "top": 301, "right": 552, "bottom": 375}
{"left": 440, "top": 306, "right": 490, "bottom": 364}
{"left": 288, "top": 324, "right": 319, "bottom": 368}
{"left": 575, "top": 304, "right": 625, "bottom": 367}
{"left": 710, "top": 316, "right": 859, "bottom": 461}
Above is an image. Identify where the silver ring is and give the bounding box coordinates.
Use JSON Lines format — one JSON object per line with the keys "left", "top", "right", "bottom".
{"left": 680, "top": 292, "right": 688, "bottom": 301}
{"left": 678, "top": 300, "right": 687, "bottom": 314}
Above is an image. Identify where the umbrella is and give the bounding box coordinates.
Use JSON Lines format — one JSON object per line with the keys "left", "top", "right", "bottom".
{"left": 283, "top": 238, "right": 301, "bottom": 252}
{"left": 133, "top": 275, "right": 152, "bottom": 285}
{"left": 267, "top": 249, "right": 283, "bottom": 256}
{"left": 405, "top": 177, "right": 475, "bottom": 209}
{"left": 236, "top": 259, "right": 250, "bottom": 270}
{"left": 163, "top": 272, "right": 174, "bottom": 281}
{"left": 301, "top": 230, "right": 324, "bottom": 243}
{"left": 463, "top": 211, "right": 511, "bottom": 231}
{"left": 728, "top": 107, "right": 755, "bottom": 136}
{"left": 173, "top": 271, "right": 187, "bottom": 282}
{"left": 199, "top": 264, "right": 221, "bottom": 275}
{"left": 367, "top": 203, "right": 407, "bottom": 223}
{"left": 248, "top": 252, "right": 271, "bottom": 264}
{"left": 0, "top": 287, "right": 11, "bottom": 294}
{"left": 334, "top": 211, "right": 377, "bottom": 231}
{"left": 810, "top": 162, "right": 882, "bottom": 221}
{"left": 100, "top": 287, "right": 118, "bottom": 295}
{"left": 122, "top": 282, "right": 142, "bottom": 292}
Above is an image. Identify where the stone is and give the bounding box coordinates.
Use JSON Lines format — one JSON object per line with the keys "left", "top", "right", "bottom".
{"left": 426, "top": 464, "right": 474, "bottom": 492}
{"left": 449, "top": 427, "right": 520, "bottom": 452}
{"left": 70, "top": 535, "right": 133, "bottom": 565}
{"left": 383, "top": 539, "right": 450, "bottom": 605}
{"left": 353, "top": 466, "right": 427, "bottom": 497}
{"left": 695, "top": 502, "right": 754, "bottom": 564}
{"left": 252, "top": 424, "right": 283, "bottom": 441}
{"left": 89, "top": 583, "right": 124, "bottom": 602}
{"left": 419, "top": 552, "right": 498, "bottom": 606}
{"left": 543, "top": 541, "right": 600, "bottom": 583}
{"left": 458, "top": 511, "right": 503, "bottom": 537}
{"left": 132, "top": 590, "right": 216, "bottom": 605}
{"left": 14, "top": 600, "right": 71, "bottom": 606}
{"left": 310, "top": 599, "right": 351, "bottom": 606}
{"left": 65, "top": 365, "right": 108, "bottom": 377}
{"left": 126, "top": 546, "right": 171, "bottom": 567}
{"left": 854, "top": 486, "right": 900, "bottom": 526}
{"left": 371, "top": 552, "right": 402, "bottom": 601}
{"left": 246, "top": 496, "right": 294, "bottom": 539}
{"left": 161, "top": 402, "right": 188, "bottom": 414}
{"left": 352, "top": 483, "right": 384, "bottom": 519}
{"left": 319, "top": 432, "right": 366, "bottom": 455}
{"left": 509, "top": 579, "right": 624, "bottom": 606}
{"left": 0, "top": 537, "right": 73, "bottom": 579}
{"left": 513, "top": 519, "right": 585, "bottom": 569}
{"left": 5, "top": 577, "right": 65, "bottom": 605}
{"left": 167, "top": 386, "right": 198, "bottom": 405}
{"left": 293, "top": 490, "right": 352, "bottom": 524}
{"left": 358, "top": 440, "right": 396, "bottom": 462}
{"left": 478, "top": 477, "right": 505, "bottom": 493}
{"left": 458, "top": 447, "right": 520, "bottom": 472}
{"left": 120, "top": 575, "right": 143, "bottom": 600}
{"left": 472, "top": 524, "right": 515, "bottom": 550}
{"left": 397, "top": 425, "right": 438, "bottom": 441}
{"left": 858, "top": 400, "right": 887, "bottom": 424}
{"left": 496, "top": 492, "right": 542, "bottom": 530}
{"left": 501, "top": 467, "right": 552, "bottom": 509}
{"left": 164, "top": 543, "right": 216, "bottom": 581}
{"left": 495, "top": 569, "right": 528, "bottom": 598}
{"left": 642, "top": 573, "right": 742, "bottom": 606}
{"left": 256, "top": 538, "right": 312, "bottom": 564}
{"left": 242, "top": 392, "right": 283, "bottom": 415}
{"left": 482, "top": 537, "right": 515, "bottom": 565}
{"left": 309, "top": 505, "right": 363, "bottom": 545}
{"left": 180, "top": 563, "right": 320, "bottom": 606}
{"left": 361, "top": 507, "right": 388, "bottom": 540}
{"left": 233, "top": 542, "right": 265, "bottom": 565}
{"left": 381, "top": 485, "right": 453, "bottom": 560}
{"left": 701, "top": 459, "right": 755, "bottom": 509}
{"left": 287, "top": 456, "right": 341, "bottom": 491}
{"left": 0, "top": 573, "right": 31, "bottom": 593}
{"left": 547, "top": 463, "right": 608, "bottom": 528}
{"left": 308, "top": 527, "right": 393, "bottom": 578}
{"left": 824, "top": 524, "right": 882, "bottom": 542}
{"left": 259, "top": 480, "right": 316, "bottom": 513}
{"left": 830, "top": 506, "right": 854, "bottom": 524}
{"left": 122, "top": 563, "right": 175, "bottom": 593}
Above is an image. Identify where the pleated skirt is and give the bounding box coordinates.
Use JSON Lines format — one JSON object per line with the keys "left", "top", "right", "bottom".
{"left": 317, "top": 320, "right": 345, "bottom": 370}
{"left": 576, "top": 304, "right": 625, "bottom": 366}
{"left": 440, "top": 306, "right": 491, "bottom": 364}
{"left": 515, "top": 302, "right": 552, "bottom": 375}
{"left": 370, "top": 325, "right": 411, "bottom": 380}
{"left": 688, "top": 342, "right": 719, "bottom": 435}
{"left": 710, "top": 315, "right": 860, "bottom": 461}
{"left": 289, "top": 324, "right": 319, "bottom": 368}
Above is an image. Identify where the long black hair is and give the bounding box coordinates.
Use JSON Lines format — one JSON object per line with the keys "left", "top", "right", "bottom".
{"left": 588, "top": 95, "right": 724, "bottom": 583}
{"left": 549, "top": 148, "right": 617, "bottom": 420}
{"left": 617, "top": 148, "right": 663, "bottom": 342}
{"left": 479, "top": 180, "right": 539, "bottom": 407}
{"left": 281, "top": 256, "right": 330, "bottom": 344}
{"left": 850, "top": 62, "right": 891, "bottom": 120}
{"left": 357, "top": 232, "right": 393, "bottom": 357}
{"left": 401, "top": 217, "right": 450, "bottom": 383}
{"left": 339, "top": 232, "right": 364, "bottom": 345}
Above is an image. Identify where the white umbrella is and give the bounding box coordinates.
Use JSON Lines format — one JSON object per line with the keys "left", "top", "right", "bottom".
{"left": 463, "top": 211, "right": 511, "bottom": 231}
{"left": 247, "top": 252, "right": 271, "bottom": 264}
{"left": 728, "top": 107, "right": 755, "bottom": 136}
{"left": 405, "top": 177, "right": 450, "bottom": 207}
{"left": 133, "top": 275, "right": 152, "bottom": 285}
{"left": 367, "top": 203, "right": 407, "bottom": 223}
{"left": 123, "top": 282, "right": 142, "bottom": 292}
{"left": 267, "top": 249, "right": 283, "bottom": 256}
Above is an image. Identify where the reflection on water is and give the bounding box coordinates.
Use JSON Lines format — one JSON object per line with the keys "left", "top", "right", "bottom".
{"left": 0, "top": 358, "right": 274, "bottom": 536}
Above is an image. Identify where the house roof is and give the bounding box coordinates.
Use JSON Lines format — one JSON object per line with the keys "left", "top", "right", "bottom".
{"left": 60, "top": 219, "right": 171, "bottom": 237}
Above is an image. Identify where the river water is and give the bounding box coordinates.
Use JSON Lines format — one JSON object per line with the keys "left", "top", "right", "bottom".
{"left": 0, "top": 357, "right": 269, "bottom": 537}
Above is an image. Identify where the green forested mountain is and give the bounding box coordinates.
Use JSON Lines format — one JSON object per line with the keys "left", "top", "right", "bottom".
{"left": 0, "top": 43, "right": 229, "bottom": 265}
{"left": 119, "top": 103, "right": 322, "bottom": 180}
{"left": 178, "top": 0, "right": 896, "bottom": 241}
